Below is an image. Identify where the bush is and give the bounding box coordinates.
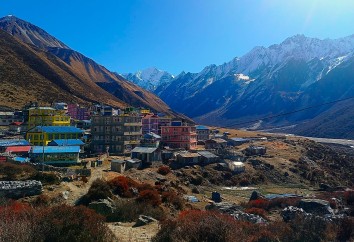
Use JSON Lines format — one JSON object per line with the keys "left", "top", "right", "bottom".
{"left": 0, "top": 201, "right": 114, "bottom": 242}
{"left": 0, "top": 162, "right": 36, "bottom": 180}
{"left": 108, "top": 176, "right": 139, "bottom": 198}
{"left": 78, "top": 179, "right": 112, "bottom": 205}
{"left": 161, "top": 191, "right": 184, "bottom": 210}
{"left": 345, "top": 191, "right": 354, "bottom": 205}
{"left": 157, "top": 166, "right": 171, "bottom": 175}
{"left": 247, "top": 199, "right": 269, "bottom": 210}
{"left": 109, "top": 199, "right": 165, "bottom": 222}
{"left": 136, "top": 189, "right": 161, "bottom": 207}
{"left": 244, "top": 207, "right": 268, "bottom": 219}
{"left": 153, "top": 210, "right": 245, "bottom": 242}
{"left": 31, "top": 172, "right": 60, "bottom": 185}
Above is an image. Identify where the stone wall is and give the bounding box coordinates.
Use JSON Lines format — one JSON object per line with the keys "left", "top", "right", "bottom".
{"left": 0, "top": 180, "right": 43, "bottom": 199}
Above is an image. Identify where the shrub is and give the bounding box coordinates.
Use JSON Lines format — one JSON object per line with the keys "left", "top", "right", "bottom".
{"left": 31, "top": 172, "right": 60, "bottom": 185}
{"left": 78, "top": 179, "right": 111, "bottom": 205}
{"left": 109, "top": 199, "right": 165, "bottom": 222}
{"left": 153, "top": 210, "right": 249, "bottom": 242}
{"left": 108, "top": 176, "right": 139, "bottom": 198}
{"left": 161, "top": 191, "right": 184, "bottom": 210}
{"left": 247, "top": 199, "right": 269, "bottom": 210}
{"left": 244, "top": 207, "right": 268, "bottom": 219}
{"left": 157, "top": 166, "right": 171, "bottom": 175}
{"left": 136, "top": 189, "right": 161, "bottom": 207}
{"left": 0, "top": 202, "right": 114, "bottom": 242}
{"left": 0, "top": 162, "right": 36, "bottom": 180}
{"left": 344, "top": 190, "right": 354, "bottom": 205}
{"left": 239, "top": 178, "right": 250, "bottom": 186}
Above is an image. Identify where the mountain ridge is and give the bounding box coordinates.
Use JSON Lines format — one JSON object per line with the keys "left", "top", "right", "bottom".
{"left": 0, "top": 15, "right": 176, "bottom": 116}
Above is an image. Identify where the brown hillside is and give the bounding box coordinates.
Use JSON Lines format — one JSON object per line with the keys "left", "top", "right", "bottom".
{"left": 0, "top": 29, "right": 125, "bottom": 108}
{"left": 0, "top": 15, "right": 175, "bottom": 115}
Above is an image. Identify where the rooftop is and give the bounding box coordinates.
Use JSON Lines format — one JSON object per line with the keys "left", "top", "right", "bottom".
{"left": 177, "top": 152, "right": 200, "bottom": 158}
{"left": 197, "top": 151, "right": 219, "bottom": 158}
{"left": 31, "top": 146, "right": 80, "bottom": 154}
{"left": 48, "top": 139, "right": 85, "bottom": 146}
{"left": 5, "top": 146, "right": 31, "bottom": 153}
{"left": 196, "top": 125, "right": 209, "bottom": 130}
{"left": 131, "top": 147, "right": 158, "bottom": 154}
{"left": 30, "top": 126, "right": 83, "bottom": 134}
{"left": 0, "top": 139, "right": 31, "bottom": 147}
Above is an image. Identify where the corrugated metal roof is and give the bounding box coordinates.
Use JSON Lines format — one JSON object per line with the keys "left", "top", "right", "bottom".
{"left": 197, "top": 151, "right": 218, "bottom": 158}
{"left": 230, "top": 138, "right": 249, "bottom": 142}
{"left": 31, "top": 146, "right": 80, "bottom": 154}
{"left": 5, "top": 146, "right": 31, "bottom": 153}
{"left": 48, "top": 139, "right": 85, "bottom": 146}
{"left": 31, "top": 126, "right": 83, "bottom": 134}
{"left": 0, "top": 139, "right": 31, "bottom": 147}
{"left": 131, "top": 147, "right": 157, "bottom": 153}
{"left": 196, "top": 125, "right": 209, "bottom": 130}
{"left": 177, "top": 152, "right": 200, "bottom": 158}
{"left": 144, "top": 132, "right": 161, "bottom": 139}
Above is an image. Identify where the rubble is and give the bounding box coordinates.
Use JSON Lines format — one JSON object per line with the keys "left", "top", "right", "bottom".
{"left": 0, "top": 180, "right": 42, "bottom": 198}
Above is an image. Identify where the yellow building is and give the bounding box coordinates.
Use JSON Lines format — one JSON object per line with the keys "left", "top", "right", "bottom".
{"left": 28, "top": 107, "right": 70, "bottom": 129}
{"left": 26, "top": 126, "right": 83, "bottom": 146}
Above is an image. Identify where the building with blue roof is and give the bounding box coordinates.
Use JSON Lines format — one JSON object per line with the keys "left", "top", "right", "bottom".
{"left": 30, "top": 146, "right": 80, "bottom": 165}
{"left": 196, "top": 125, "right": 210, "bottom": 141}
{"left": 0, "top": 139, "right": 31, "bottom": 152}
{"left": 48, "top": 139, "right": 85, "bottom": 147}
{"left": 26, "top": 126, "right": 83, "bottom": 146}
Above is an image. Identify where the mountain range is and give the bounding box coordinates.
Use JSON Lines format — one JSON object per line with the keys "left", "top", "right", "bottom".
{"left": 0, "top": 15, "right": 176, "bottom": 117}
{"left": 124, "top": 34, "right": 354, "bottom": 139}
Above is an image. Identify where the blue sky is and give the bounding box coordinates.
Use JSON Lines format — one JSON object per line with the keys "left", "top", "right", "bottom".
{"left": 1, "top": 0, "right": 354, "bottom": 74}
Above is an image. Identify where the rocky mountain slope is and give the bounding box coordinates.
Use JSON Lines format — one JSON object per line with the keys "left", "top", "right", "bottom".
{"left": 0, "top": 15, "right": 174, "bottom": 115}
{"left": 122, "top": 67, "right": 174, "bottom": 91}
{"left": 152, "top": 34, "right": 354, "bottom": 138}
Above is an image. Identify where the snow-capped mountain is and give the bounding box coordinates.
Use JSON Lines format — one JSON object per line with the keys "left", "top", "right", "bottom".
{"left": 122, "top": 67, "right": 174, "bottom": 91}
{"left": 155, "top": 34, "right": 354, "bottom": 138}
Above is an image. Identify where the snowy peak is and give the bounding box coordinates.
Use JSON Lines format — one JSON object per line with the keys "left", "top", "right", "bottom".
{"left": 122, "top": 67, "right": 174, "bottom": 91}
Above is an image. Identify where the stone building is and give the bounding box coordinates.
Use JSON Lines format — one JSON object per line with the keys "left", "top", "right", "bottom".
{"left": 91, "top": 112, "right": 142, "bottom": 154}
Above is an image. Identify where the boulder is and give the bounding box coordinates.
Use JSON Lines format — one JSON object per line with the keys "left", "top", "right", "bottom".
{"left": 298, "top": 199, "right": 334, "bottom": 215}
{"left": 134, "top": 215, "right": 158, "bottom": 227}
{"left": 249, "top": 191, "right": 265, "bottom": 201}
{"left": 281, "top": 206, "right": 307, "bottom": 222}
{"left": 206, "top": 202, "right": 266, "bottom": 224}
{"left": 88, "top": 199, "right": 115, "bottom": 216}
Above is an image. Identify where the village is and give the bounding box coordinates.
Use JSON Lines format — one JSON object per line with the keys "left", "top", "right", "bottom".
{"left": 1, "top": 102, "right": 354, "bottom": 241}
{"left": 0, "top": 101, "right": 268, "bottom": 176}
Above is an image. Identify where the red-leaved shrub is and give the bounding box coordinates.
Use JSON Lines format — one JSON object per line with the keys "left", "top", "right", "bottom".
{"left": 136, "top": 189, "right": 161, "bottom": 207}
{"left": 245, "top": 207, "right": 268, "bottom": 219}
{"left": 157, "top": 165, "right": 171, "bottom": 175}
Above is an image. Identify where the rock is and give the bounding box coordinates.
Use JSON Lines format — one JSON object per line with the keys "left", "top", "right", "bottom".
{"left": 249, "top": 191, "right": 264, "bottom": 201}
{"left": 206, "top": 202, "right": 266, "bottom": 224}
{"left": 0, "top": 180, "right": 42, "bottom": 199}
{"left": 88, "top": 199, "right": 115, "bottom": 216}
{"left": 298, "top": 199, "right": 334, "bottom": 215}
{"left": 319, "top": 183, "right": 332, "bottom": 191}
{"left": 281, "top": 206, "right": 307, "bottom": 222}
{"left": 191, "top": 186, "right": 200, "bottom": 194}
{"left": 134, "top": 215, "right": 158, "bottom": 227}
{"left": 62, "top": 191, "right": 69, "bottom": 200}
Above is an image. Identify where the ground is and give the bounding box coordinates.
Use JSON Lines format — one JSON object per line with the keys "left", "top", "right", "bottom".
{"left": 13, "top": 127, "right": 354, "bottom": 241}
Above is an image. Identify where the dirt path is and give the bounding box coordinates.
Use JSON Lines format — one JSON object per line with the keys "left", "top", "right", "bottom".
{"left": 63, "top": 159, "right": 108, "bottom": 205}
{"left": 108, "top": 222, "right": 159, "bottom": 242}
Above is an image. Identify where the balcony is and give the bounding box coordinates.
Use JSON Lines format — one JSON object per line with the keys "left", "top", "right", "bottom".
{"left": 124, "top": 122, "right": 142, "bottom": 126}
{"left": 124, "top": 140, "right": 140, "bottom": 145}
{"left": 123, "top": 132, "right": 141, "bottom": 136}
